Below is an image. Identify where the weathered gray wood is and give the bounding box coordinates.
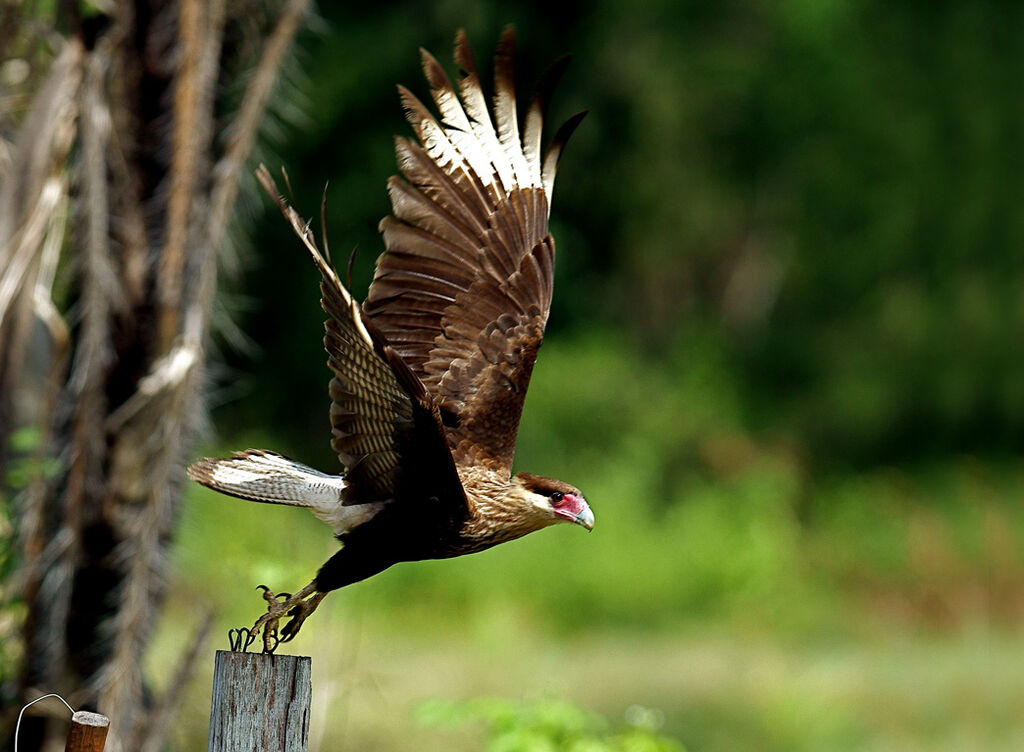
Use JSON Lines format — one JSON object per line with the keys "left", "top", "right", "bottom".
{"left": 207, "top": 650, "right": 311, "bottom": 752}
{"left": 65, "top": 711, "right": 109, "bottom": 752}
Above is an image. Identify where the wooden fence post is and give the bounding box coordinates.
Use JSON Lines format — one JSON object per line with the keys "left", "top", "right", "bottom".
{"left": 65, "top": 711, "right": 109, "bottom": 752}
{"left": 207, "top": 651, "right": 311, "bottom": 752}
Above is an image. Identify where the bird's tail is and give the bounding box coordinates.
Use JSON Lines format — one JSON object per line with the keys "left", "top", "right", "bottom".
{"left": 187, "top": 449, "right": 345, "bottom": 511}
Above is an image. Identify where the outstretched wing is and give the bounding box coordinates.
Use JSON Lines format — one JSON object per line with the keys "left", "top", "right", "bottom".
{"left": 363, "top": 28, "right": 585, "bottom": 475}
{"left": 256, "top": 167, "right": 466, "bottom": 513}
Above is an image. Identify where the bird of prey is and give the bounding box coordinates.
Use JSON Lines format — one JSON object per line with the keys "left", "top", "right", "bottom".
{"left": 188, "top": 28, "right": 592, "bottom": 652}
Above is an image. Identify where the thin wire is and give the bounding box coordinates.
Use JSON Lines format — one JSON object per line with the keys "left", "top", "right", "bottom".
{"left": 14, "top": 693, "right": 75, "bottom": 752}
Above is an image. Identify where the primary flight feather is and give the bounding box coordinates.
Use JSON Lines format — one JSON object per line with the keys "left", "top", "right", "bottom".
{"left": 188, "top": 28, "right": 591, "bottom": 652}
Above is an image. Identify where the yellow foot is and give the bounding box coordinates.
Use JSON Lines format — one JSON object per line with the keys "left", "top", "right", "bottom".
{"left": 230, "top": 581, "right": 326, "bottom": 653}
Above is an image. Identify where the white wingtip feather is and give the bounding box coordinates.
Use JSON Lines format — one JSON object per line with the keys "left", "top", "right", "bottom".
{"left": 411, "top": 31, "right": 573, "bottom": 207}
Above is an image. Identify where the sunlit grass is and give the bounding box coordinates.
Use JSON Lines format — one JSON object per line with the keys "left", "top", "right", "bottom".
{"left": 149, "top": 599, "right": 1024, "bottom": 751}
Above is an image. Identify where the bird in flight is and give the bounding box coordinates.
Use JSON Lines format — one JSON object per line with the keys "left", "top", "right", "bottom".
{"left": 188, "top": 28, "right": 592, "bottom": 653}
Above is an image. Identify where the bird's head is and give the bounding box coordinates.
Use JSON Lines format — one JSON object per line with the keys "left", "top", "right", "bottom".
{"left": 512, "top": 472, "right": 594, "bottom": 531}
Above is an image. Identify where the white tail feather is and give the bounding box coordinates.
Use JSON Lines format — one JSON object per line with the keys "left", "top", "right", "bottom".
{"left": 187, "top": 450, "right": 383, "bottom": 534}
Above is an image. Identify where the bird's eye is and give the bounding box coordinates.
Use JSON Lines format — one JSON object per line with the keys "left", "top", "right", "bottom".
{"left": 550, "top": 491, "right": 564, "bottom": 503}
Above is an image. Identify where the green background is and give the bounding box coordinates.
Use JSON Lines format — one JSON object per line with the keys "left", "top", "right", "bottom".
{"left": 163, "top": 2, "right": 1024, "bottom": 749}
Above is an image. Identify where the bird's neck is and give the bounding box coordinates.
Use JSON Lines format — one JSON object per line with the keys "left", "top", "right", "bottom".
{"left": 457, "top": 467, "right": 553, "bottom": 546}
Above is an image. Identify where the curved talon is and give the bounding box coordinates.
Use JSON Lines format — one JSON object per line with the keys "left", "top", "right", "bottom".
{"left": 280, "top": 591, "right": 326, "bottom": 642}
{"left": 263, "top": 628, "right": 280, "bottom": 654}
{"left": 244, "top": 581, "right": 324, "bottom": 653}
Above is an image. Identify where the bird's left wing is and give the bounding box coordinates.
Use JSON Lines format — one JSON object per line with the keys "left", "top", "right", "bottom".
{"left": 256, "top": 167, "right": 466, "bottom": 511}
{"left": 362, "top": 29, "right": 585, "bottom": 475}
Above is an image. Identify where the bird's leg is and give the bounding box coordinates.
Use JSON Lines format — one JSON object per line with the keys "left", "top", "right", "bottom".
{"left": 244, "top": 580, "right": 324, "bottom": 653}
{"left": 280, "top": 587, "right": 327, "bottom": 643}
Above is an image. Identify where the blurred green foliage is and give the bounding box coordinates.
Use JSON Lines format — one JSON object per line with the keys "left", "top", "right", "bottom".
{"left": 2, "top": 427, "right": 61, "bottom": 490}
{"left": 223, "top": 0, "right": 1024, "bottom": 478}
{"left": 417, "top": 697, "right": 685, "bottom": 751}
{"left": 187, "top": 332, "right": 1024, "bottom": 636}
{"left": 0, "top": 427, "right": 60, "bottom": 690}
{"left": 168, "top": 2, "right": 1024, "bottom": 749}
{"left": 190, "top": 0, "right": 1024, "bottom": 642}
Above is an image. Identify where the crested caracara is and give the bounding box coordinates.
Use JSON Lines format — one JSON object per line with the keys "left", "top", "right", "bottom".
{"left": 188, "top": 28, "right": 592, "bottom": 653}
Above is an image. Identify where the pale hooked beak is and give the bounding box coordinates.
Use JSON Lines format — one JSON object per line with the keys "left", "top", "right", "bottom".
{"left": 574, "top": 503, "right": 595, "bottom": 531}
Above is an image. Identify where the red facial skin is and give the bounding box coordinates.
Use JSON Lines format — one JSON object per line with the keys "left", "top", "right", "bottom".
{"left": 552, "top": 492, "right": 594, "bottom": 530}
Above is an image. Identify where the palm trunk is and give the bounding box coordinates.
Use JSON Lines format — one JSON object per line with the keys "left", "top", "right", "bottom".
{"left": 0, "top": 2, "right": 310, "bottom": 749}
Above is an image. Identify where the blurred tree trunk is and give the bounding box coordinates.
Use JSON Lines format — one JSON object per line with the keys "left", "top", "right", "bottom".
{"left": 0, "top": 1, "right": 309, "bottom": 749}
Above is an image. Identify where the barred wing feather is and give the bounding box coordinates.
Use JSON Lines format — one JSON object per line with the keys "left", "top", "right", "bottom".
{"left": 255, "top": 167, "right": 466, "bottom": 512}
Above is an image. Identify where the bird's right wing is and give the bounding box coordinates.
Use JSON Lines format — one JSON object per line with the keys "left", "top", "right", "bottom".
{"left": 256, "top": 167, "right": 466, "bottom": 512}
{"left": 362, "top": 29, "right": 585, "bottom": 476}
